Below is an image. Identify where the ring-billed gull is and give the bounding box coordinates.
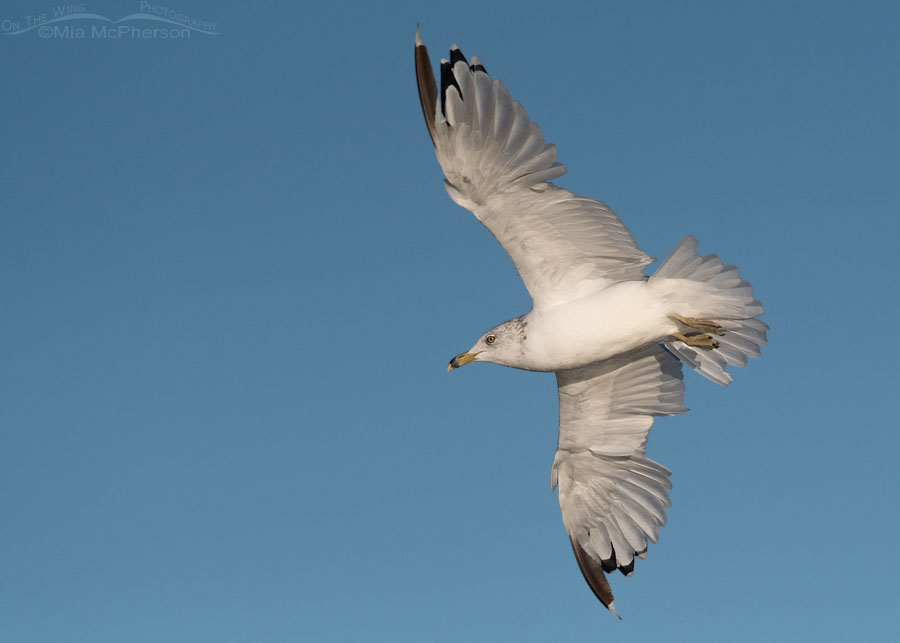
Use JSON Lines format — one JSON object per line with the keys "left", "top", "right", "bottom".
{"left": 415, "top": 30, "right": 767, "bottom": 617}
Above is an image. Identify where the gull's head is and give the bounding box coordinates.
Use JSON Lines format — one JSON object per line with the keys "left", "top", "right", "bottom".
{"left": 447, "top": 318, "right": 527, "bottom": 371}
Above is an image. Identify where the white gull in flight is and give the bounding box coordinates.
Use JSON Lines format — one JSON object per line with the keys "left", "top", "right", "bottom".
{"left": 415, "top": 30, "right": 767, "bottom": 617}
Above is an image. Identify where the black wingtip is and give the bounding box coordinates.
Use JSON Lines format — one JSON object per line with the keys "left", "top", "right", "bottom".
{"left": 439, "top": 58, "right": 462, "bottom": 118}
{"left": 414, "top": 30, "right": 438, "bottom": 147}
{"left": 416, "top": 38, "right": 487, "bottom": 139}
{"left": 601, "top": 544, "right": 618, "bottom": 573}
{"left": 569, "top": 537, "right": 618, "bottom": 616}
{"left": 449, "top": 44, "right": 467, "bottom": 66}
{"left": 469, "top": 54, "right": 487, "bottom": 75}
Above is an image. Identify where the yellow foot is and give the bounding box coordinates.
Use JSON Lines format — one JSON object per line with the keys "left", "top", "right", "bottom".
{"left": 671, "top": 313, "right": 725, "bottom": 336}
{"left": 673, "top": 331, "right": 720, "bottom": 350}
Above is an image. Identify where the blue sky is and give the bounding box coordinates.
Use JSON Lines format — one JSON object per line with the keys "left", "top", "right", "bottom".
{"left": 2, "top": 1, "right": 899, "bottom": 641}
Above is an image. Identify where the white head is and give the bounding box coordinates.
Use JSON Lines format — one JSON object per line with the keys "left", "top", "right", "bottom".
{"left": 447, "top": 317, "right": 527, "bottom": 370}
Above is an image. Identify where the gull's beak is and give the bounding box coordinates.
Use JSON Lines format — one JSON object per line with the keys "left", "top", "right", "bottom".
{"left": 447, "top": 351, "right": 479, "bottom": 372}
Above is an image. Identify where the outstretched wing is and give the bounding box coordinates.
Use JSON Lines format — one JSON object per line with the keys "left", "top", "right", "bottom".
{"left": 550, "top": 345, "right": 686, "bottom": 615}
{"left": 415, "top": 33, "right": 653, "bottom": 309}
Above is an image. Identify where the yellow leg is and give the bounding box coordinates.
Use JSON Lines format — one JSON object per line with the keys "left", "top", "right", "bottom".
{"left": 671, "top": 313, "right": 725, "bottom": 336}
{"left": 673, "top": 331, "right": 720, "bottom": 350}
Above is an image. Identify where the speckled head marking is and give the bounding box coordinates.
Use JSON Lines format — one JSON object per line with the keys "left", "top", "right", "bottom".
{"left": 447, "top": 316, "right": 529, "bottom": 370}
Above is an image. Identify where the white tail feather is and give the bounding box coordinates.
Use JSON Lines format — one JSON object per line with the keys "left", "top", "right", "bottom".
{"left": 650, "top": 235, "right": 768, "bottom": 385}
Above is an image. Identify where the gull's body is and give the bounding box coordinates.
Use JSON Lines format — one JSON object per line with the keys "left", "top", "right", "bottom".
{"left": 415, "top": 31, "right": 767, "bottom": 616}
{"left": 502, "top": 282, "right": 675, "bottom": 372}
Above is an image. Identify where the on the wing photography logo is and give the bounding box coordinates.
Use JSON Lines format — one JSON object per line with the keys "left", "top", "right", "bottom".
{"left": 1, "top": 3, "right": 219, "bottom": 40}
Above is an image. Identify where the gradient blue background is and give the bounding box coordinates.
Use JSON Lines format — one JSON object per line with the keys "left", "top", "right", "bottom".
{"left": 3, "top": 1, "right": 899, "bottom": 641}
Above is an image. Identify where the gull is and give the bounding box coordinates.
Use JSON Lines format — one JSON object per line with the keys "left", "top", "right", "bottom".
{"left": 415, "top": 30, "right": 767, "bottom": 617}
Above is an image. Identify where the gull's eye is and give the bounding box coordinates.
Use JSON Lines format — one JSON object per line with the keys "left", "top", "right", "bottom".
{"left": 485, "top": 335, "right": 496, "bottom": 345}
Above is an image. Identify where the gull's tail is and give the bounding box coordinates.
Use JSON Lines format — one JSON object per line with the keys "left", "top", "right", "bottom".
{"left": 650, "top": 235, "right": 768, "bottom": 385}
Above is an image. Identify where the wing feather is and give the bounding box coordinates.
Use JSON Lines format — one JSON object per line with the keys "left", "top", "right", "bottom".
{"left": 415, "top": 36, "right": 653, "bottom": 307}
{"left": 550, "top": 344, "right": 685, "bottom": 606}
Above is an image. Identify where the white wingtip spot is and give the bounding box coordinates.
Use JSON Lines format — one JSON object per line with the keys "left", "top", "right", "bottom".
{"left": 450, "top": 43, "right": 459, "bottom": 51}
{"left": 415, "top": 25, "right": 422, "bottom": 46}
{"left": 608, "top": 602, "right": 622, "bottom": 620}
{"left": 440, "top": 58, "right": 448, "bottom": 65}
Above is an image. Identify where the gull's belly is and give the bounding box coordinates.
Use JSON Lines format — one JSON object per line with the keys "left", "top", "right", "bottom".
{"left": 524, "top": 281, "right": 676, "bottom": 371}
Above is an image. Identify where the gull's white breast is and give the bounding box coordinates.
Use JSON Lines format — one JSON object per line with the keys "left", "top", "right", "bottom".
{"left": 521, "top": 281, "right": 677, "bottom": 371}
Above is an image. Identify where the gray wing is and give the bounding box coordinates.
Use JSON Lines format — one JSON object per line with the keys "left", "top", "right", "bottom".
{"left": 415, "top": 34, "right": 653, "bottom": 308}
{"left": 551, "top": 344, "right": 686, "bottom": 615}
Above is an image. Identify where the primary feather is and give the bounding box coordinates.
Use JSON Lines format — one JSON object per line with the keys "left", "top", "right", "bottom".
{"left": 416, "top": 33, "right": 652, "bottom": 308}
